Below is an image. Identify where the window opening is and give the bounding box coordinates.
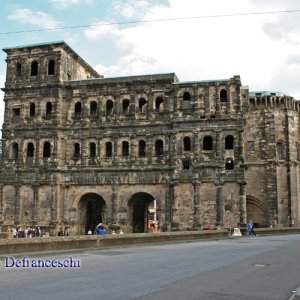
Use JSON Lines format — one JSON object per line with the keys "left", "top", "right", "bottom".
{"left": 106, "top": 100, "right": 113, "bottom": 116}
{"left": 122, "top": 99, "right": 130, "bottom": 114}
{"left": 276, "top": 142, "right": 285, "bottom": 160}
{"left": 29, "top": 103, "right": 36, "bottom": 117}
{"left": 139, "top": 98, "right": 147, "bottom": 113}
{"left": 183, "top": 136, "right": 191, "bottom": 151}
{"left": 89, "top": 143, "right": 96, "bottom": 158}
{"left": 31, "top": 61, "right": 38, "bottom": 76}
{"left": 90, "top": 101, "right": 97, "bottom": 116}
{"left": 48, "top": 60, "right": 55, "bottom": 75}
{"left": 182, "top": 158, "right": 191, "bottom": 170}
{"left": 27, "top": 143, "right": 34, "bottom": 158}
{"left": 75, "top": 102, "right": 82, "bottom": 117}
{"left": 12, "top": 143, "right": 19, "bottom": 160}
{"left": 220, "top": 89, "right": 228, "bottom": 102}
{"left": 122, "top": 141, "right": 129, "bottom": 157}
{"left": 105, "top": 142, "right": 112, "bottom": 157}
{"left": 203, "top": 136, "right": 213, "bottom": 150}
{"left": 155, "top": 97, "right": 164, "bottom": 112}
{"left": 74, "top": 143, "right": 81, "bottom": 159}
{"left": 46, "top": 102, "right": 52, "bottom": 117}
{"left": 225, "top": 158, "right": 234, "bottom": 170}
{"left": 43, "top": 142, "right": 51, "bottom": 158}
{"left": 155, "top": 139, "right": 164, "bottom": 156}
{"left": 183, "top": 92, "right": 191, "bottom": 101}
{"left": 16, "top": 63, "right": 22, "bottom": 77}
{"left": 225, "top": 135, "right": 234, "bottom": 149}
{"left": 138, "top": 140, "right": 146, "bottom": 157}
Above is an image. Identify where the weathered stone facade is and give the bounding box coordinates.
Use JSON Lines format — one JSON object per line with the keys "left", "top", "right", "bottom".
{"left": 0, "top": 41, "right": 299, "bottom": 234}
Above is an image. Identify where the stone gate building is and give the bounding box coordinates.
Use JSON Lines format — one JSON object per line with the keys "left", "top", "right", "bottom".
{"left": 0, "top": 41, "right": 299, "bottom": 234}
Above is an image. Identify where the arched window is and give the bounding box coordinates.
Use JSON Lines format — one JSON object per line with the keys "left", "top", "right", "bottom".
{"left": 203, "top": 136, "right": 213, "bottom": 150}
{"left": 155, "top": 97, "right": 164, "bottom": 112}
{"left": 183, "top": 136, "right": 191, "bottom": 151}
{"left": 30, "top": 61, "right": 38, "bottom": 76}
{"left": 155, "top": 139, "right": 164, "bottom": 156}
{"left": 12, "top": 143, "right": 19, "bottom": 160}
{"left": 225, "top": 135, "right": 234, "bottom": 150}
{"left": 74, "top": 143, "right": 81, "bottom": 159}
{"left": 225, "top": 158, "right": 234, "bottom": 170}
{"left": 29, "top": 103, "right": 36, "bottom": 117}
{"left": 89, "top": 142, "right": 96, "bottom": 158}
{"left": 183, "top": 92, "right": 191, "bottom": 101}
{"left": 139, "top": 98, "right": 147, "bottom": 113}
{"left": 106, "top": 100, "right": 113, "bottom": 116}
{"left": 43, "top": 142, "right": 51, "bottom": 158}
{"left": 16, "top": 63, "right": 22, "bottom": 77}
{"left": 48, "top": 60, "right": 55, "bottom": 75}
{"left": 122, "top": 141, "right": 129, "bottom": 157}
{"left": 276, "top": 142, "right": 285, "bottom": 160}
{"left": 46, "top": 102, "right": 52, "bottom": 117}
{"left": 90, "top": 101, "right": 97, "bottom": 116}
{"left": 220, "top": 89, "right": 228, "bottom": 102}
{"left": 138, "top": 140, "right": 146, "bottom": 157}
{"left": 105, "top": 142, "right": 112, "bottom": 157}
{"left": 122, "top": 99, "right": 130, "bottom": 114}
{"left": 27, "top": 143, "right": 34, "bottom": 158}
{"left": 75, "top": 102, "right": 82, "bottom": 117}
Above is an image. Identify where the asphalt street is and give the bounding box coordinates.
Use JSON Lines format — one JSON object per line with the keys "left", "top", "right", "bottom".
{"left": 0, "top": 234, "right": 300, "bottom": 300}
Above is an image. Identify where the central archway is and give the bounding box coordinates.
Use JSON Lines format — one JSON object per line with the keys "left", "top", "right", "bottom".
{"left": 128, "top": 192, "right": 156, "bottom": 233}
{"left": 78, "top": 193, "right": 106, "bottom": 234}
{"left": 246, "top": 196, "right": 267, "bottom": 227}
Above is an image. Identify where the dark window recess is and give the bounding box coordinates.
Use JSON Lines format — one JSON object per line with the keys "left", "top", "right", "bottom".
{"left": 46, "top": 102, "right": 52, "bottom": 117}
{"left": 139, "top": 98, "right": 147, "bottom": 113}
{"left": 31, "top": 61, "right": 38, "bottom": 76}
{"left": 138, "top": 140, "right": 146, "bottom": 157}
{"left": 29, "top": 103, "right": 36, "bottom": 117}
{"left": 183, "top": 92, "right": 191, "bottom": 101}
{"left": 225, "top": 158, "right": 234, "bottom": 170}
{"left": 89, "top": 143, "right": 96, "bottom": 158}
{"left": 155, "top": 139, "right": 164, "bottom": 156}
{"left": 220, "top": 89, "right": 228, "bottom": 102}
{"left": 182, "top": 158, "right": 191, "bottom": 170}
{"left": 43, "top": 142, "right": 51, "bottom": 158}
{"left": 16, "top": 63, "right": 22, "bottom": 77}
{"left": 12, "top": 108, "right": 20, "bottom": 123}
{"left": 276, "top": 142, "right": 285, "bottom": 160}
{"left": 106, "top": 142, "right": 112, "bottom": 157}
{"left": 90, "top": 101, "right": 97, "bottom": 116}
{"left": 74, "top": 143, "right": 80, "bottom": 158}
{"left": 122, "top": 100, "right": 130, "bottom": 114}
{"left": 75, "top": 102, "right": 82, "bottom": 117}
{"left": 225, "top": 135, "right": 234, "bottom": 149}
{"left": 122, "top": 141, "right": 129, "bottom": 157}
{"left": 48, "top": 60, "right": 55, "bottom": 75}
{"left": 12, "top": 143, "right": 19, "bottom": 160}
{"left": 27, "top": 143, "right": 34, "bottom": 158}
{"left": 183, "top": 136, "right": 191, "bottom": 151}
{"left": 203, "top": 136, "right": 213, "bottom": 150}
{"left": 155, "top": 97, "right": 163, "bottom": 111}
{"left": 106, "top": 100, "right": 113, "bottom": 115}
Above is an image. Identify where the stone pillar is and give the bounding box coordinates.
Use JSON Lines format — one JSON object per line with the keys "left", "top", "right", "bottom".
{"left": 14, "top": 184, "right": 21, "bottom": 226}
{"left": 215, "top": 130, "right": 221, "bottom": 159}
{"left": 216, "top": 182, "right": 223, "bottom": 225}
{"left": 32, "top": 183, "right": 39, "bottom": 226}
{"left": 111, "top": 184, "right": 117, "bottom": 224}
{"left": 193, "top": 180, "right": 201, "bottom": 228}
{"left": 239, "top": 181, "right": 247, "bottom": 225}
{"left": 238, "top": 129, "right": 244, "bottom": 162}
{"left": 164, "top": 183, "right": 171, "bottom": 226}
{"left": 50, "top": 179, "right": 57, "bottom": 227}
{"left": 0, "top": 184, "right": 4, "bottom": 222}
{"left": 170, "top": 182, "right": 177, "bottom": 228}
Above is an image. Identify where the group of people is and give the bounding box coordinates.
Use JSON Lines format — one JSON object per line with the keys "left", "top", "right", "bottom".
{"left": 3, "top": 226, "right": 44, "bottom": 238}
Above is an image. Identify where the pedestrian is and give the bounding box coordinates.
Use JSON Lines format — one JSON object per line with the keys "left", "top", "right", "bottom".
{"left": 247, "top": 220, "right": 256, "bottom": 236}
{"left": 58, "top": 227, "right": 69, "bottom": 236}
{"left": 96, "top": 223, "right": 107, "bottom": 235}
{"left": 87, "top": 229, "right": 92, "bottom": 235}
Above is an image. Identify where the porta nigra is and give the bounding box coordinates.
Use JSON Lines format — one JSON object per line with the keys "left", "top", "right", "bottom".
{"left": 0, "top": 41, "right": 299, "bottom": 234}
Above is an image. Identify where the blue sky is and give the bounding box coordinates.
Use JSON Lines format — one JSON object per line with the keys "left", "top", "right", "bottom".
{"left": 1, "top": 0, "right": 300, "bottom": 126}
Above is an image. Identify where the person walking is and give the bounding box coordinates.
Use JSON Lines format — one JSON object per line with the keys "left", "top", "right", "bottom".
{"left": 247, "top": 220, "right": 256, "bottom": 236}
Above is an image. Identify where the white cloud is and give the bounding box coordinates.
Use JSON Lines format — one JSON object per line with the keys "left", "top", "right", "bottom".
{"left": 86, "top": 0, "right": 300, "bottom": 98}
{"left": 49, "top": 0, "right": 94, "bottom": 9}
{"left": 112, "top": 0, "right": 151, "bottom": 19}
{"left": 7, "top": 8, "right": 60, "bottom": 29}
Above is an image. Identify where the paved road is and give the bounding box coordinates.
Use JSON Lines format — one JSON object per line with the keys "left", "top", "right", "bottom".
{"left": 0, "top": 234, "right": 300, "bottom": 300}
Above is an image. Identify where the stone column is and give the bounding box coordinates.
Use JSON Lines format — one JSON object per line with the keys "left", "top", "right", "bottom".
{"left": 50, "top": 179, "right": 57, "bottom": 227}
{"left": 215, "top": 182, "right": 223, "bottom": 225}
{"left": 111, "top": 183, "right": 117, "bottom": 224}
{"left": 215, "top": 130, "right": 222, "bottom": 159}
{"left": 193, "top": 180, "right": 201, "bottom": 228}
{"left": 164, "top": 183, "right": 171, "bottom": 226}
{"left": 239, "top": 181, "right": 247, "bottom": 225}
{"left": 238, "top": 129, "right": 244, "bottom": 162}
{"left": 32, "top": 183, "right": 39, "bottom": 226}
{"left": 14, "top": 184, "right": 21, "bottom": 226}
{"left": 0, "top": 184, "right": 4, "bottom": 222}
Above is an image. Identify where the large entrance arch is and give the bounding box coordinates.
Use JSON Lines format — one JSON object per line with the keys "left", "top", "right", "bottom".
{"left": 246, "top": 196, "right": 267, "bottom": 227}
{"left": 128, "top": 192, "right": 156, "bottom": 233}
{"left": 78, "top": 193, "right": 106, "bottom": 234}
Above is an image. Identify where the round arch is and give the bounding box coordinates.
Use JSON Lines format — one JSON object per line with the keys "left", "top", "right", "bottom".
{"left": 246, "top": 195, "right": 267, "bottom": 227}
{"left": 77, "top": 193, "right": 106, "bottom": 234}
{"left": 127, "top": 192, "right": 157, "bottom": 233}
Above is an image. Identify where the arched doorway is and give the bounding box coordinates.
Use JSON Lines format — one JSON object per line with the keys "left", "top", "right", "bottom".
{"left": 128, "top": 193, "right": 157, "bottom": 233}
{"left": 246, "top": 196, "right": 267, "bottom": 227}
{"left": 78, "top": 193, "right": 106, "bottom": 234}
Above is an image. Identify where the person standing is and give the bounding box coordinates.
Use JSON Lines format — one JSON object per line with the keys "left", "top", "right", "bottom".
{"left": 247, "top": 220, "right": 256, "bottom": 236}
